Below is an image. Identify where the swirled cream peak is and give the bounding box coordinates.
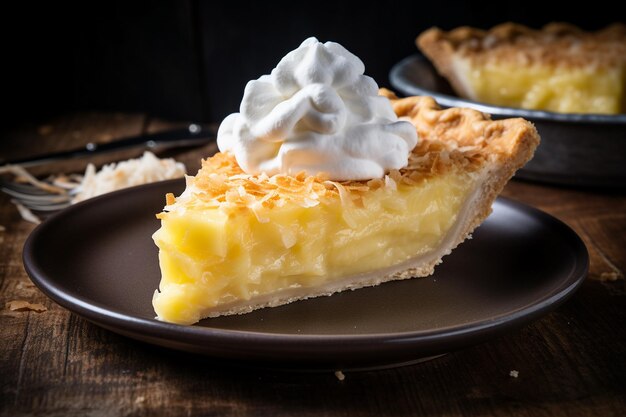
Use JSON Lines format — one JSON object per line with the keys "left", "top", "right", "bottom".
{"left": 217, "top": 37, "right": 418, "bottom": 181}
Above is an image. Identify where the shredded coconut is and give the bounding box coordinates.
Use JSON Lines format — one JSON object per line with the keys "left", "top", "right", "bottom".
{"left": 72, "top": 151, "right": 186, "bottom": 203}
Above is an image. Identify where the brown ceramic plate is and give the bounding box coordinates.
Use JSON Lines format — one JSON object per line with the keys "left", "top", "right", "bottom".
{"left": 389, "top": 54, "right": 626, "bottom": 188}
{"left": 23, "top": 179, "right": 588, "bottom": 370}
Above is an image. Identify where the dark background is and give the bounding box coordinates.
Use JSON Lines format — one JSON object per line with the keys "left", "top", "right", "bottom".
{"left": 3, "top": 1, "right": 623, "bottom": 126}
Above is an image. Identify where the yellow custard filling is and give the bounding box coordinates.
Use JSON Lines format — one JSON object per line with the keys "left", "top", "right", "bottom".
{"left": 153, "top": 171, "right": 471, "bottom": 325}
{"left": 465, "top": 62, "right": 625, "bottom": 114}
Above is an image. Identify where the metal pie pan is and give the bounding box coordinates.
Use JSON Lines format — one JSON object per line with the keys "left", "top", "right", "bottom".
{"left": 390, "top": 54, "right": 626, "bottom": 188}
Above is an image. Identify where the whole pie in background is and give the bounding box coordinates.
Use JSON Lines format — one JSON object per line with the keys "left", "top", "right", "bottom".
{"left": 417, "top": 22, "right": 626, "bottom": 115}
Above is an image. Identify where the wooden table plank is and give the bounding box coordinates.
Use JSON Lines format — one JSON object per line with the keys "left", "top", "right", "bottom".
{"left": 1, "top": 113, "right": 624, "bottom": 416}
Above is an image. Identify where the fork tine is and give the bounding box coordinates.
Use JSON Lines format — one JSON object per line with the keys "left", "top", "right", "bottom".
{"left": 12, "top": 199, "right": 71, "bottom": 211}
{"left": 1, "top": 170, "right": 76, "bottom": 220}
{"left": 1, "top": 183, "right": 47, "bottom": 195}
{"left": 1, "top": 177, "right": 72, "bottom": 216}
{"left": 0, "top": 179, "right": 67, "bottom": 195}
{"left": 1, "top": 187, "right": 71, "bottom": 203}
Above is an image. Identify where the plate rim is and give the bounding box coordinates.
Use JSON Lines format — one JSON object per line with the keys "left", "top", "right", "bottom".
{"left": 389, "top": 53, "right": 626, "bottom": 124}
{"left": 22, "top": 180, "right": 589, "bottom": 362}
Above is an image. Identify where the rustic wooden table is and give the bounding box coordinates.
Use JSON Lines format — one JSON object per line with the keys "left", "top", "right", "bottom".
{"left": 1, "top": 113, "right": 625, "bottom": 416}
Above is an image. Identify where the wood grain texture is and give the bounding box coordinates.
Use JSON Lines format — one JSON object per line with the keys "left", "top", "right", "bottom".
{"left": 502, "top": 181, "right": 626, "bottom": 282}
{"left": 1, "top": 114, "right": 625, "bottom": 416}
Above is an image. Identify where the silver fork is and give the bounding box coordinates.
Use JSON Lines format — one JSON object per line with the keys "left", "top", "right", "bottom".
{"left": 0, "top": 179, "right": 73, "bottom": 212}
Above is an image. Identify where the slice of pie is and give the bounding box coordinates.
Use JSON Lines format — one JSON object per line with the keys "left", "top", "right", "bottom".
{"left": 417, "top": 22, "right": 626, "bottom": 114}
{"left": 151, "top": 91, "right": 539, "bottom": 325}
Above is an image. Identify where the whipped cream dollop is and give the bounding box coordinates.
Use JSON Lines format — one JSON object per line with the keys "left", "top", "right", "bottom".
{"left": 217, "top": 37, "right": 418, "bottom": 181}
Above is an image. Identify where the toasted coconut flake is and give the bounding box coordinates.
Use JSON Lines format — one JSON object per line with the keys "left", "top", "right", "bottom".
{"left": 324, "top": 181, "right": 353, "bottom": 207}
{"left": 250, "top": 201, "right": 270, "bottom": 223}
{"left": 384, "top": 175, "right": 397, "bottom": 191}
